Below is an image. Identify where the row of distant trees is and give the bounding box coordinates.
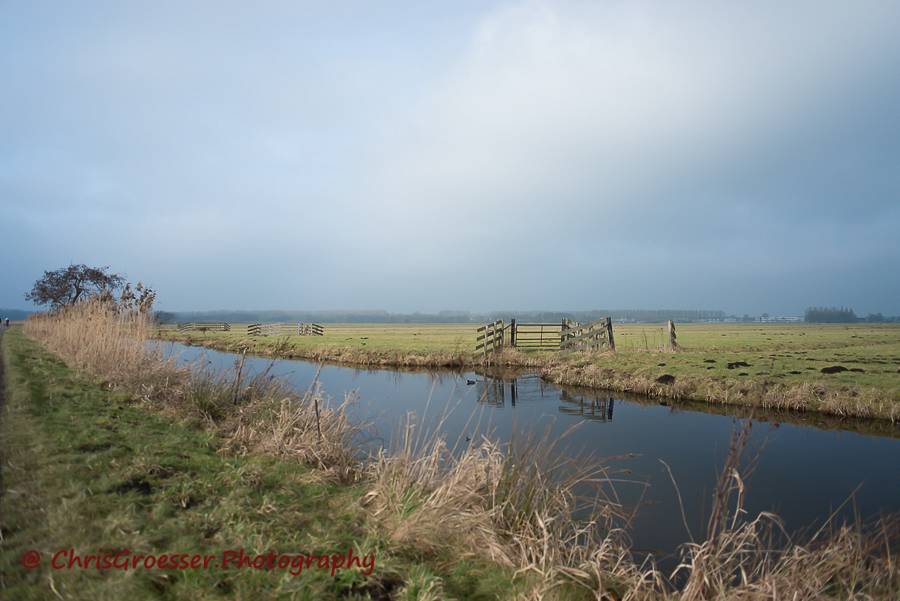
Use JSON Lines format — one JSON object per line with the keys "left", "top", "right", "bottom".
{"left": 804, "top": 307, "right": 898, "bottom": 323}
{"left": 154, "top": 308, "right": 728, "bottom": 324}
{"left": 152, "top": 307, "right": 900, "bottom": 325}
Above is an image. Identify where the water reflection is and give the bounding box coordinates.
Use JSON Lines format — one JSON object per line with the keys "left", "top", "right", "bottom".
{"left": 558, "top": 389, "right": 615, "bottom": 422}
{"left": 477, "top": 375, "right": 616, "bottom": 422}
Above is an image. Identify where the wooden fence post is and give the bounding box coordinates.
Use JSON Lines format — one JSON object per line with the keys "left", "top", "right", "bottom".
{"left": 510, "top": 318, "right": 516, "bottom": 347}
{"left": 606, "top": 317, "right": 616, "bottom": 352}
{"left": 667, "top": 320, "right": 677, "bottom": 350}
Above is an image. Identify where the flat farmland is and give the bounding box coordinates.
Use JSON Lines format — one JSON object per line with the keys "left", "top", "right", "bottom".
{"left": 160, "top": 323, "right": 478, "bottom": 354}
{"left": 603, "top": 323, "right": 900, "bottom": 391}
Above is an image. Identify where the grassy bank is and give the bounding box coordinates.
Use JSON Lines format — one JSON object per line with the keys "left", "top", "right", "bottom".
{"left": 0, "top": 327, "right": 513, "bottom": 600}
{"left": 158, "top": 323, "right": 900, "bottom": 421}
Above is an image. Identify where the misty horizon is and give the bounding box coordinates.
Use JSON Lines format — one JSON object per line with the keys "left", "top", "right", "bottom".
{"left": 7, "top": 305, "right": 895, "bottom": 323}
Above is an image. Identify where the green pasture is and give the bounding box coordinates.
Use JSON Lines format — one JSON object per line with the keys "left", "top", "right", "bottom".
{"left": 157, "top": 322, "right": 900, "bottom": 396}
{"left": 159, "top": 323, "right": 478, "bottom": 353}
{"left": 600, "top": 323, "right": 900, "bottom": 392}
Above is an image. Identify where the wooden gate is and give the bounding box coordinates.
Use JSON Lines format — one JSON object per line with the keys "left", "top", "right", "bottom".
{"left": 512, "top": 321, "right": 565, "bottom": 350}
{"left": 560, "top": 317, "right": 615, "bottom": 351}
{"left": 475, "top": 320, "right": 505, "bottom": 355}
{"left": 475, "top": 317, "right": 615, "bottom": 354}
{"left": 247, "top": 323, "right": 325, "bottom": 336}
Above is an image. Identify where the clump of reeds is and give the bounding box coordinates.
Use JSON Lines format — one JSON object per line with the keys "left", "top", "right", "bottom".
{"left": 363, "top": 417, "right": 650, "bottom": 598}
{"left": 24, "top": 298, "right": 179, "bottom": 399}
{"left": 223, "top": 375, "right": 362, "bottom": 482}
{"left": 24, "top": 300, "right": 362, "bottom": 481}
{"left": 574, "top": 424, "right": 899, "bottom": 600}
{"left": 662, "top": 422, "right": 899, "bottom": 600}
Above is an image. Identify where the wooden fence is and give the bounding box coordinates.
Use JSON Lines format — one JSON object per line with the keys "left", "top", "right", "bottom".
{"left": 177, "top": 322, "right": 231, "bottom": 332}
{"left": 247, "top": 322, "right": 325, "bottom": 337}
{"left": 475, "top": 320, "right": 506, "bottom": 355}
{"left": 475, "top": 317, "right": 615, "bottom": 353}
{"left": 560, "top": 317, "right": 616, "bottom": 351}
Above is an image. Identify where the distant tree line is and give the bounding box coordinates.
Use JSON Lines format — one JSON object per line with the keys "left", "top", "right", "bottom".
{"left": 481, "top": 309, "right": 727, "bottom": 323}
{"left": 155, "top": 308, "right": 727, "bottom": 324}
{"left": 803, "top": 307, "right": 900, "bottom": 323}
{"left": 804, "top": 307, "right": 857, "bottom": 323}
{"left": 861, "top": 313, "right": 892, "bottom": 323}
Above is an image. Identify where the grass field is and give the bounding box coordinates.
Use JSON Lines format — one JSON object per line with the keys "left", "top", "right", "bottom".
{"left": 158, "top": 322, "right": 900, "bottom": 420}
{"left": 0, "top": 328, "right": 514, "bottom": 600}
{"left": 160, "top": 323, "right": 481, "bottom": 359}
{"left": 588, "top": 323, "right": 900, "bottom": 391}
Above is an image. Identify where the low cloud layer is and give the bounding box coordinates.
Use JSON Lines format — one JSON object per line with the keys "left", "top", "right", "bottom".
{"left": 2, "top": 1, "right": 898, "bottom": 314}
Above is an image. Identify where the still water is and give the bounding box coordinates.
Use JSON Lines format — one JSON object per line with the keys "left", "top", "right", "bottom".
{"left": 161, "top": 341, "right": 900, "bottom": 562}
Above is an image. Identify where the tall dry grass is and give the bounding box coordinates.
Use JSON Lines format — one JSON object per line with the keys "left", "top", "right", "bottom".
{"left": 24, "top": 299, "right": 176, "bottom": 399}
{"left": 365, "top": 418, "right": 899, "bottom": 600}
{"left": 362, "top": 415, "right": 659, "bottom": 599}
{"left": 23, "top": 302, "right": 900, "bottom": 598}
{"left": 24, "top": 300, "right": 361, "bottom": 481}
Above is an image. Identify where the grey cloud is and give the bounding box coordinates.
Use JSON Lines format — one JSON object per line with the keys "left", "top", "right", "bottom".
{"left": 2, "top": 1, "right": 898, "bottom": 314}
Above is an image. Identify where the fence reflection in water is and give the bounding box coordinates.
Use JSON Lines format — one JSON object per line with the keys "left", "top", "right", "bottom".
{"left": 474, "top": 375, "right": 614, "bottom": 422}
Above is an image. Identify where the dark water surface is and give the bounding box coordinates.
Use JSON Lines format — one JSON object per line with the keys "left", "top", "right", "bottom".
{"left": 160, "top": 342, "right": 900, "bottom": 562}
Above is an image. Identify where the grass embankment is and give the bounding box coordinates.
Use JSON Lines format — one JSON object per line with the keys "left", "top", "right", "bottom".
{"left": 159, "top": 324, "right": 519, "bottom": 368}
{"left": 6, "top": 304, "right": 900, "bottom": 600}
{"left": 0, "top": 327, "right": 512, "bottom": 600}
{"left": 159, "top": 323, "right": 900, "bottom": 421}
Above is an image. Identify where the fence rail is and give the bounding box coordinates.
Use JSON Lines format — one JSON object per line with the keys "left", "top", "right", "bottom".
{"left": 247, "top": 322, "right": 325, "bottom": 337}
{"left": 177, "top": 322, "right": 231, "bottom": 332}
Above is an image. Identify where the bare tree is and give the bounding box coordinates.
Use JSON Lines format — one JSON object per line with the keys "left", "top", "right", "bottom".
{"left": 25, "top": 264, "right": 125, "bottom": 310}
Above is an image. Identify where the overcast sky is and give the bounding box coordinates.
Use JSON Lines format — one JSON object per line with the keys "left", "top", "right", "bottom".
{"left": 2, "top": 1, "right": 899, "bottom": 315}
